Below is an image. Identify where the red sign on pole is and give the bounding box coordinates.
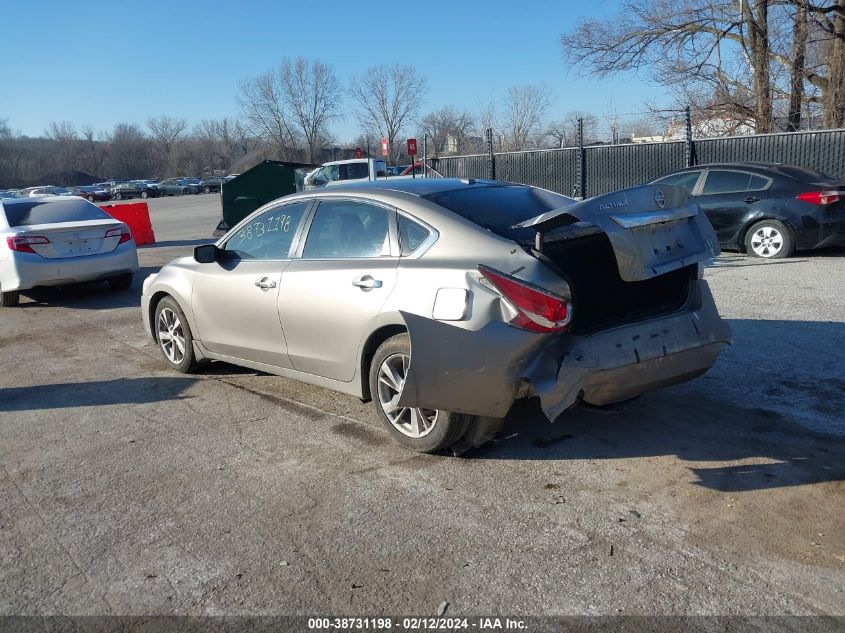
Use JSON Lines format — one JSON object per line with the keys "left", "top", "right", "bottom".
{"left": 381, "top": 137, "right": 389, "bottom": 156}
{"left": 354, "top": 146, "right": 362, "bottom": 159}
{"left": 406, "top": 138, "right": 417, "bottom": 156}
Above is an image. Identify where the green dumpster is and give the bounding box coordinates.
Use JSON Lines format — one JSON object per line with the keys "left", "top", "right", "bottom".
{"left": 216, "top": 160, "right": 315, "bottom": 235}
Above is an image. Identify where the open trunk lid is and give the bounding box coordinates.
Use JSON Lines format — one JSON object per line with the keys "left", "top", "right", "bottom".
{"left": 512, "top": 184, "right": 719, "bottom": 282}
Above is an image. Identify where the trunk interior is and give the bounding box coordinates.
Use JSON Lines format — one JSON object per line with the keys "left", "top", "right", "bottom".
{"left": 541, "top": 233, "right": 696, "bottom": 335}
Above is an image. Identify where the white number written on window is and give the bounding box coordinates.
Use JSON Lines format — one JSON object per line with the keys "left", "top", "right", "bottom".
{"left": 235, "top": 214, "right": 293, "bottom": 244}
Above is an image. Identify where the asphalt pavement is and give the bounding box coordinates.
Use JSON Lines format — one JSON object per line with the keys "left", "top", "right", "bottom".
{"left": 1, "top": 194, "right": 843, "bottom": 618}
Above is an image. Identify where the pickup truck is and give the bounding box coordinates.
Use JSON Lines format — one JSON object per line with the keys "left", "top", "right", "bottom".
{"left": 304, "top": 158, "right": 387, "bottom": 189}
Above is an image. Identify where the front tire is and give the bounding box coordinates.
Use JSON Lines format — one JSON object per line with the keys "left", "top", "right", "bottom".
{"left": 154, "top": 296, "right": 198, "bottom": 373}
{"left": 115, "top": 193, "right": 123, "bottom": 200}
{"left": 141, "top": 190, "right": 149, "bottom": 199}
{"left": 744, "top": 219, "right": 794, "bottom": 259}
{"left": 203, "top": 186, "right": 211, "bottom": 194}
{"left": 369, "top": 333, "right": 472, "bottom": 453}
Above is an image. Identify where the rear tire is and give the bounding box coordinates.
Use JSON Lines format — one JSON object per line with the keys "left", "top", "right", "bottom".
{"left": 744, "top": 219, "right": 794, "bottom": 259}
{"left": 369, "top": 333, "right": 472, "bottom": 453}
{"left": 115, "top": 193, "right": 123, "bottom": 200}
{"left": 107, "top": 273, "right": 133, "bottom": 290}
{"left": 87, "top": 195, "right": 95, "bottom": 202}
{"left": 203, "top": 186, "right": 211, "bottom": 194}
{"left": 0, "top": 286, "right": 20, "bottom": 307}
{"left": 141, "top": 190, "right": 149, "bottom": 199}
{"left": 154, "top": 296, "right": 198, "bottom": 373}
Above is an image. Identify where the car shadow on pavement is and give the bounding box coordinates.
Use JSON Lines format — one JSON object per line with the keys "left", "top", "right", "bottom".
{"left": 15, "top": 266, "right": 159, "bottom": 310}
{"left": 0, "top": 376, "right": 197, "bottom": 412}
{"left": 474, "top": 318, "right": 845, "bottom": 493}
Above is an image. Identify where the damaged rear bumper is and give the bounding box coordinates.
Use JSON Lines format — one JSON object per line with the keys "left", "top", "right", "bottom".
{"left": 398, "top": 280, "right": 731, "bottom": 421}
{"left": 529, "top": 281, "right": 731, "bottom": 420}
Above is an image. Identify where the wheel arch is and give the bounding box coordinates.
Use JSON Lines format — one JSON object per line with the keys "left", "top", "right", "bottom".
{"left": 359, "top": 322, "right": 408, "bottom": 402}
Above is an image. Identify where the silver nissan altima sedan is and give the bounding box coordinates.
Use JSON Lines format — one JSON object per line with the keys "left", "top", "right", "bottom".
{"left": 141, "top": 179, "right": 731, "bottom": 453}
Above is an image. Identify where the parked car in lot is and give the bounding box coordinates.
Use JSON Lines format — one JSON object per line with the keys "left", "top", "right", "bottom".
{"left": 0, "top": 196, "right": 139, "bottom": 306}
{"left": 68, "top": 185, "right": 111, "bottom": 202}
{"left": 386, "top": 165, "right": 407, "bottom": 177}
{"left": 110, "top": 182, "right": 145, "bottom": 200}
{"left": 652, "top": 163, "right": 845, "bottom": 258}
{"left": 199, "top": 176, "right": 227, "bottom": 193}
{"left": 399, "top": 163, "right": 443, "bottom": 178}
{"left": 130, "top": 181, "right": 162, "bottom": 199}
{"left": 27, "top": 186, "right": 75, "bottom": 197}
{"left": 0, "top": 190, "right": 22, "bottom": 199}
{"left": 157, "top": 178, "right": 201, "bottom": 196}
{"left": 304, "top": 158, "right": 388, "bottom": 189}
{"left": 141, "top": 179, "right": 730, "bottom": 453}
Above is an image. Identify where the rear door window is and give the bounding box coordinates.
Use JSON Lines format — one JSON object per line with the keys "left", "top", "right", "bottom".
{"left": 654, "top": 171, "right": 702, "bottom": 193}
{"left": 701, "top": 170, "right": 754, "bottom": 194}
{"left": 303, "top": 200, "right": 392, "bottom": 259}
{"left": 225, "top": 201, "right": 310, "bottom": 260}
{"left": 3, "top": 199, "right": 110, "bottom": 227}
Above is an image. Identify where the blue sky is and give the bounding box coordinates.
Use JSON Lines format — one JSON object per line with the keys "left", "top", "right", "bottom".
{"left": 1, "top": 0, "right": 664, "bottom": 142}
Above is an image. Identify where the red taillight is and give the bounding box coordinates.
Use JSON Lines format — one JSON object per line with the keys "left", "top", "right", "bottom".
{"left": 478, "top": 265, "right": 572, "bottom": 333}
{"left": 6, "top": 235, "right": 50, "bottom": 254}
{"left": 797, "top": 190, "right": 843, "bottom": 205}
{"left": 105, "top": 227, "right": 132, "bottom": 244}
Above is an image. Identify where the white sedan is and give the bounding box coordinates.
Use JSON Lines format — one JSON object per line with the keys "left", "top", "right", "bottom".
{"left": 0, "top": 196, "right": 139, "bottom": 307}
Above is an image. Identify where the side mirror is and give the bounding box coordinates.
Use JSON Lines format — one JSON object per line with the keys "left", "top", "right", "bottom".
{"left": 194, "top": 243, "right": 219, "bottom": 264}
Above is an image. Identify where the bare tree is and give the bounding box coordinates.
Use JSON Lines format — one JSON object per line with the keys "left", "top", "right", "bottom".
{"left": 106, "top": 123, "right": 150, "bottom": 179}
{"left": 46, "top": 121, "right": 79, "bottom": 174}
{"left": 238, "top": 70, "right": 301, "bottom": 159}
{"left": 419, "top": 106, "right": 475, "bottom": 156}
{"left": 146, "top": 115, "right": 188, "bottom": 175}
{"left": 560, "top": 0, "right": 845, "bottom": 131}
{"left": 546, "top": 111, "right": 597, "bottom": 147}
{"left": 349, "top": 64, "right": 426, "bottom": 163}
{"left": 80, "top": 125, "right": 106, "bottom": 177}
{"left": 502, "top": 84, "right": 553, "bottom": 150}
{"left": 278, "top": 58, "right": 342, "bottom": 163}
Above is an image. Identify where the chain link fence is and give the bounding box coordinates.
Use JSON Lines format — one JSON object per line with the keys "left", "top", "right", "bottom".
{"left": 430, "top": 129, "right": 845, "bottom": 198}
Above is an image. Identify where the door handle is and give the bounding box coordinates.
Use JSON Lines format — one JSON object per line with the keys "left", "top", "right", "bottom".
{"left": 254, "top": 277, "right": 277, "bottom": 290}
{"left": 352, "top": 275, "right": 383, "bottom": 290}
{"left": 743, "top": 196, "right": 760, "bottom": 204}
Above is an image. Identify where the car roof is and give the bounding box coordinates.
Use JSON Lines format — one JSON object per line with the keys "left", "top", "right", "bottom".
{"left": 0, "top": 195, "right": 69, "bottom": 206}
{"left": 316, "top": 178, "right": 513, "bottom": 197}
{"left": 672, "top": 162, "right": 791, "bottom": 173}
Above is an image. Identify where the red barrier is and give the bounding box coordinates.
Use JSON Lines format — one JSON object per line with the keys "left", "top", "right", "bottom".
{"left": 98, "top": 202, "right": 156, "bottom": 246}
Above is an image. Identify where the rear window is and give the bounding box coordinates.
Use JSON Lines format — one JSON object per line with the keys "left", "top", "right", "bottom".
{"left": 2, "top": 199, "right": 110, "bottom": 227}
{"left": 423, "top": 185, "right": 574, "bottom": 238}
{"left": 342, "top": 163, "right": 370, "bottom": 180}
{"left": 775, "top": 165, "right": 837, "bottom": 184}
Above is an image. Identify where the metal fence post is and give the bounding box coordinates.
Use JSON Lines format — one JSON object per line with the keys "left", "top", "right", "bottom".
{"left": 486, "top": 128, "right": 496, "bottom": 180}
{"left": 422, "top": 134, "right": 427, "bottom": 179}
{"left": 576, "top": 117, "right": 585, "bottom": 198}
{"left": 685, "top": 106, "right": 695, "bottom": 167}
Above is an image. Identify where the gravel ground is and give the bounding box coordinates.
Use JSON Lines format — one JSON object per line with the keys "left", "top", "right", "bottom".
{"left": 1, "top": 195, "right": 843, "bottom": 618}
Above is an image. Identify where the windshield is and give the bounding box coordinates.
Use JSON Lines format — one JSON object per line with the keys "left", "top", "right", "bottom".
{"left": 422, "top": 184, "right": 575, "bottom": 239}
{"left": 3, "top": 199, "right": 111, "bottom": 227}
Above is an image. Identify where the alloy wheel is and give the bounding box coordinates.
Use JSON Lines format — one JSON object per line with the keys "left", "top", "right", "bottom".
{"left": 750, "top": 225, "right": 784, "bottom": 258}
{"left": 157, "top": 307, "right": 186, "bottom": 364}
{"left": 376, "top": 352, "right": 438, "bottom": 438}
